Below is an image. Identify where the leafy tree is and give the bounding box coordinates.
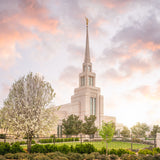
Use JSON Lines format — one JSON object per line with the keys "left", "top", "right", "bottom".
{"left": 82, "top": 115, "right": 97, "bottom": 137}
{"left": 1, "top": 72, "right": 57, "bottom": 153}
{"left": 150, "top": 125, "right": 160, "bottom": 138}
{"left": 99, "top": 121, "right": 115, "bottom": 155}
{"left": 131, "top": 122, "right": 150, "bottom": 138}
{"left": 62, "top": 114, "right": 82, "bottom": 136}
{"left": 120, "top": 126, "right": 130, "bottom": 137}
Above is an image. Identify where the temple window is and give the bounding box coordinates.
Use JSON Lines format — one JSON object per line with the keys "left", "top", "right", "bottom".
{"left": 81, "top": 76, "right": 85, "bottom": 86}
{"left": 88, "top": 76, "right": 93, "bottom": 86}
{"left": 90, "top": 97, "right": 96, "bottom": 115}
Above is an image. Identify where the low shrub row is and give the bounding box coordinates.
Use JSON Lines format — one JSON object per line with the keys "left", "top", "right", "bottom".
{"left": 138, "top": 147, "right": 160, "bottom": 155}
{"left": 39, "top": 137, "right": 79, "bottom": 143}
{"left": 30, "top": 143, "right": 96, "bottom": 154}
{"left": 1, "top": 152, "right": 160, "bottom": 160}
{"left": 30, "top": 144, "right": 137, "bottom": 156}
{"left": 11, "top": 140, "right": 36, "bottom": 145}
{"left": 0, "top": 142, "right": 24, "bottom": 155}
{"left": 99, "top": 147, "right": 135, "bottom": 156}
{"left": 0, "top": 152, "right": 108, "bottom": 160}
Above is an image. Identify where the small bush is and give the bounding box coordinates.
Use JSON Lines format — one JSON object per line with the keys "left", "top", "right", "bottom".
{"left": 4, "top": 153, "right": 14, "bottom": 159}
{"left": 13, "top": 153, "right": 29, "bottom": 159}
{"left": 109, "top": 149, "right": 117, "bottom": 155}
{"left": 39, "top": 138, "right": 52, "bottom": 143}
{"left": 0, "top": 143, "right": 10, "bottom": 155}
{"left": 83, "top": 153, "right": 95, "bottom": 160}
{"left": 46, "top": 144, "right": 58, "bottom": 152}
{"left": 30, "top": 144, "right": 46, "bottom": 153}
{"left": 154, "top": 154, "right": 160, "bottom": 160}
{"left": 153, "top": 148, "right": 160, "bottom": 154}
{"left": 138, "top": 149, "right": 153, "bottom": 155}
{"left": 67, "top": 152, "right": 83, "bottom": 160}
{"left": 11, "top": 142, "right": 24, "bottom": 153}
{"left": 121, "top": 154, "right": 137, "bottom": 160}
{"left": 52, "top": 156, "right": 68, "bottom": 160}
{"left": 74, "top": 144, "right": 96, "bottom": 154}
{"left": 99, "top": 147, "right": 106, "bottom": 154}
{"left": 58, "top": 144, "right": 70, "bottom": 154}
{"left": 33, "top": 154, "right": 51, "bottom": 160}
{"left": 47, "top": 151, "right": 67, "bottom": 159}
{"left": 0, "top": 155, "right": 6, "bottom": 160}
{"left": 75, "top": 137, "right": 79, "bottom": 141}
{"left": 109, "top": 154, "right": 119, "bottom": 160}
{"left": 142, "top": 155, "right": 154, "bottom": 160}
{"left": 117, "top": 148, "right": 130, "bottom": 157}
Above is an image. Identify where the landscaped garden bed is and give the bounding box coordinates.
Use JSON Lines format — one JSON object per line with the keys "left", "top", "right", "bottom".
{"left": 0, "top": 142, "right": 160, "bottom": 159}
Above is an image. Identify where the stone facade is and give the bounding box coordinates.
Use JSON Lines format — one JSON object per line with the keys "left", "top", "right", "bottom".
{"left": 156, "top": 133, "right": 160, "bottom": 147}
{"left": 56, "top": 19, "right": 116, "bottom": 135}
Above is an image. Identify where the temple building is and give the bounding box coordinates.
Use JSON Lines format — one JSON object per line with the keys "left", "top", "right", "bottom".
{"left": 56, "top": 19, "right": 116, "bottom": 136}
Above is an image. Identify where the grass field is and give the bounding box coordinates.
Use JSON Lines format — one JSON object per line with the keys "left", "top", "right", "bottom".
{"left": 22, "top": 141, "right": 151, "bottom": 150}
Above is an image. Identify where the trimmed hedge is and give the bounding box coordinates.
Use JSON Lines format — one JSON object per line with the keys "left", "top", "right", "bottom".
{"left": 30, "top": 143, "right": 96, "bottom": 154}
{"left": 39, "top": 137, "right": 79, "bottom": 143}
{"left": 0, "top": 142, "right": 24, "bottom": 155}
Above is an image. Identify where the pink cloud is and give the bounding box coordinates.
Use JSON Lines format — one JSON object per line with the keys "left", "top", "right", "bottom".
{"left": 0, "top": 0, "right": 59, "bottom": 70}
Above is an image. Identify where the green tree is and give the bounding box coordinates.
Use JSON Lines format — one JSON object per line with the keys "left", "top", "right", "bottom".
{"left": 62, "top": 114, "right": 82, "bottom": 136}
{"left": 1, "top": 72, "right": 57, "bottom": 153}
{"left": 120, "top": 126, "right": 130, "bottom": 137}
{"left": 150, "top": 125, "right": 160, "bottom": 138}
{"left": 150, "top": 125, "right": 160, "bottom": 147}
{"left": 99, "top": 121, "right": 115, "bottom": 155}
{"left": 82, "top": 115, "right": 97, "bottom": 137}
{"left": 131, "top": 122, "right": 150, "bottom": 138}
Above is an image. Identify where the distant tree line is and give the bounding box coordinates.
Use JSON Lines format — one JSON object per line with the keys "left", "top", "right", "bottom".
{"left": 119, "top": 123, "right": 160, "bottom": 138}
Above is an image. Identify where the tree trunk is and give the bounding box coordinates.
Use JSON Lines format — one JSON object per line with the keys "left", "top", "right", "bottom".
{"left": 27, "top": 135, "right": 32, "bottom": 153}
{"left": 106, "top": 140, "right": 108, "bottom": 156}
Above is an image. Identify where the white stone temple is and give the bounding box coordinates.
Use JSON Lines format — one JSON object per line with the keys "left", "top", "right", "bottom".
{"left": 56, "top": 19, "right": 116, "bottom": 136}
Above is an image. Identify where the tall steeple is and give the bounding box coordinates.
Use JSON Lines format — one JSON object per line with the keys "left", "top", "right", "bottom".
{"left": 79, "top": 18, "right": 96, "bottom": 88}
{"left": 84, "top": 17, "right": 90, "bottom": 63}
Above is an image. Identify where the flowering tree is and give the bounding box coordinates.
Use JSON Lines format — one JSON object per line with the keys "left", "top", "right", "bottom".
{"left": 1, "top": 72, "right": 57, "bottom": 152}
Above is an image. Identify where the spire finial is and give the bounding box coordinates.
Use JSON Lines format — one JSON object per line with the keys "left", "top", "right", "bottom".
{"left": 84, "top": 17, "right": 90, "bottom": 63}
{"left": 85, "top": 17, "right": 89, "bottom": 26}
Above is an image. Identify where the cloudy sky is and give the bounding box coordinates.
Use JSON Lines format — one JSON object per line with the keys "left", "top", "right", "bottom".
{"left": 1, "top": 0, "right": 160, "bottom": 128}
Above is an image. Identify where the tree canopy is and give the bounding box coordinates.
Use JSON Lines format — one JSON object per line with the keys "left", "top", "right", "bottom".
{"left": 82, "top": 115, "right": 97, "bottom": 135}
{"left": 120, "top": 126, "right": 130, "bottom": 137}
{"left": 62, "top": 114, "right": 82, "bottom": 135}
{"left": 150, "top": 125, "right": 160, "bottom": 138}
{"left": 99, "top": 121, "right": 115, "bottom": 155}
{"left": 99, "top": 121, "right": 115, "bottom": 142}
{"left": 1, "top": 72, "right": 57, "bottom": 152}
{"left": 131, "top": 122, "right": 150, "bottom": 138}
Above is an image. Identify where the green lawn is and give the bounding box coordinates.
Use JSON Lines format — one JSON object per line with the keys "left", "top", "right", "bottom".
{"left": 22, "top": 141, "right": 151, "bottom": 150}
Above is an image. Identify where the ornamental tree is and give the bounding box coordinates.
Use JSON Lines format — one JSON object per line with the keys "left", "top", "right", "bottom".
{"left": 1, "top": 72, "right": 57, "bottom": 153}
{"left": 99, "top": 121, "right": 115, "bottom": 155}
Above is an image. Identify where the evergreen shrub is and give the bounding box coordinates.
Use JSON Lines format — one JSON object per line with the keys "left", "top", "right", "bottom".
{"left": 10, "top": 142, "right": 24, "bottom": 153}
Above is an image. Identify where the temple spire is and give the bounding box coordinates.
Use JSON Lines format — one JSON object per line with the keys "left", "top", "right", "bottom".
{"left": 84, "top": 17, "right": 90, "bottom": 63}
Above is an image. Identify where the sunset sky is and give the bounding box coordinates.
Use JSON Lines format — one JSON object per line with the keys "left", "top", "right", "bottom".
{"left": 1, "top": 0, "right": 160, "bottom": 128}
